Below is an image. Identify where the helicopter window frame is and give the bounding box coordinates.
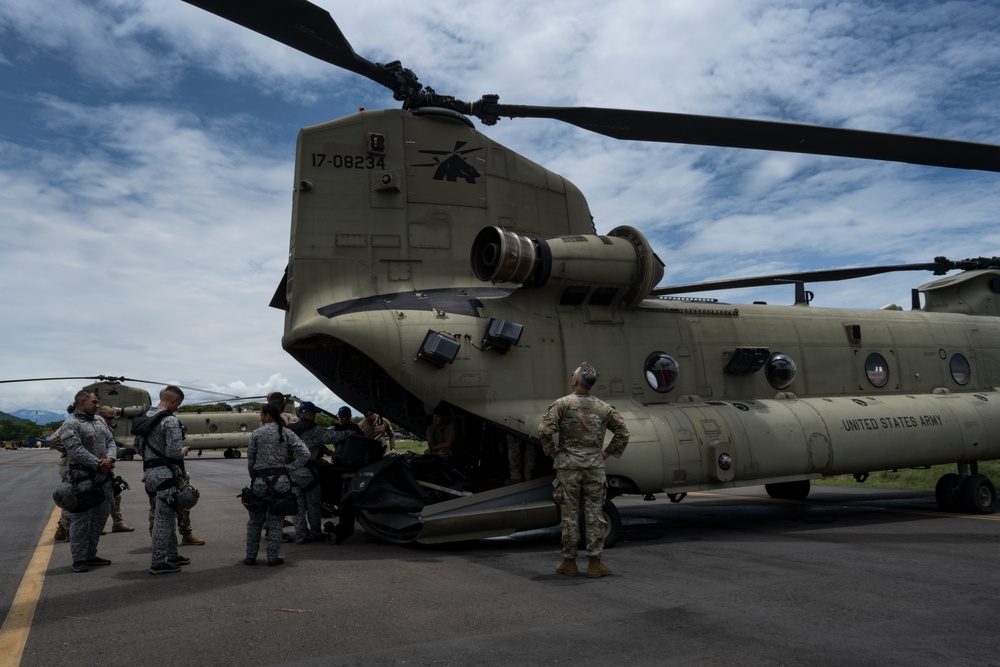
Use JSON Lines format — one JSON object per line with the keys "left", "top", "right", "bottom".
{"left": 644, "top": 352, "right": 680, "bottom": 393}
{"left": 865, "top": 352, "right": 890, "bottom": 388}
{"left": 764, "top": 352, "right": 797, "bottom": 390}
{"left": 950, "top": 353, "right": 971, "bottom": 386}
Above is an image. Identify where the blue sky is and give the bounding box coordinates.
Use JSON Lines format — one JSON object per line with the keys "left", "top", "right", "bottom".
{"left": 2, "top": 0, "right": 999, "bottom": 413}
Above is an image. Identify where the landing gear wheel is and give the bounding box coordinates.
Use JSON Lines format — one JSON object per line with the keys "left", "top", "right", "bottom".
{"left": 935, "top": 473, "right": 961, "bottom": 513}
{"left": 602, "top": 501, "right": 621, "bottom": 548}
{"left": 234, "top": 450, "right": 242, "bottom": 458}
{"left": 958, "top": 474, "right": 997, "bottom": 514}
{"left": 223, "top": 449, "right": 234, "bottom": 459}
{"left": 764, "top": 479, "right": 811, "bottom": 500}
{"left": 577, "top": 500, "right": 621, "bottom": 549}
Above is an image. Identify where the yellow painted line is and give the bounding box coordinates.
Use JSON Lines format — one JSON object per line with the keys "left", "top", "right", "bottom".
{"left": 690, "top": 491, "right": 1000, "bottom": 521}
{"left": 0, "top": 507, "right": 59, "bottom": 667}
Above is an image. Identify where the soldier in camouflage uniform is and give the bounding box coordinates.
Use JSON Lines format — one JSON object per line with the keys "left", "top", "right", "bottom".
{"left": 146, "top": 471, "right": 206, "bottom": 545}
{"left": 97, "top": 405, "right": 134, "bottom": 533}
{"left": 360, "top": 410, "right": 396, "bottom": 452}
{"left": 287, "top": 401, "right": 353, "bottom": 543}
{"left": 506, "top": 432, "right": 538, "bottom": 484}
{"left": 58, "top": 390, "right": 118, "bottom": 573}
{"left": 176, "top": 472, "right": 206, "bottom": 545}
{"left": 245, "top": 403, "right": 310, "bottom": 566}
{"left": 538, "top": 362, "right": 629, "bottom": 578}
{"left": 140, "top": 385, "right": 191, "bottom": 575}
{"left": 52, "top": 404, "right": 74, "bottom": 542}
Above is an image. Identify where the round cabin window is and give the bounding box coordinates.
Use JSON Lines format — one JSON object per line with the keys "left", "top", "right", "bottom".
{"left": 765, "top": 353, "right": 797, "bottom": 390}
{"left": 950, "top": 353, "right": 971, "bottom": 386}
{"left": 865, "top": 353, "right": 889, "bottom": 388}
{"left": 644, "top": 352, "right": 679, "bottom": 393}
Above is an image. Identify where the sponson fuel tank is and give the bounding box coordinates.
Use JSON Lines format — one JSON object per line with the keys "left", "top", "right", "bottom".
{"left": 608, "top": 390, "right": 1000, "bottom": 493}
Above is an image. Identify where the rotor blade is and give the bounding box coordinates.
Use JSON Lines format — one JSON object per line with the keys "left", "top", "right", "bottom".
{"left": 651, "top": 261, "right": 953, "bottom": 297}
{"left": 180, "top": 0, "right": 400, "bottom": 92}
{"left": 483, "top": 104, "right": 1000, "bottom": 172}
{"left": 118, "top": 378, "right": 242, "bottom": 400}
{"left": 0, "top": 376, "right": 105, "bottom": 385}
{"left": 0, "top": 374, "right": 237, "bottom": 400}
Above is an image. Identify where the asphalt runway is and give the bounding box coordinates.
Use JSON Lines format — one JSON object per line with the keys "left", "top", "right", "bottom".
{"left": 2, "top": 448, "right": 999, "bottom": 666}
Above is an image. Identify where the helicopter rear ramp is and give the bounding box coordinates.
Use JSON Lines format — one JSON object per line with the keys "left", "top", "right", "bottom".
{"left": 356, "top": 475, "right": 558, "bottom": 545}
{"left": 415, "top": 476, "right": 558, "bottom": 544}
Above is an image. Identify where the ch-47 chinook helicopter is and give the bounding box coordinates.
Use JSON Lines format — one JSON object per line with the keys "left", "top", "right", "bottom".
{"left": 183, "top": 0, "right": 1000, "bottom": 545}
{"left": 1, "top": 376, "right": 265, "bottom": 459}
{"left": 84, "top": 378, "right": 268, "bottom": 459}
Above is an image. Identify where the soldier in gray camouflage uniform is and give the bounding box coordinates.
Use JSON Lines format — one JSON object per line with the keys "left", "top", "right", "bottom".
{"left": 145, "top": 471, "right": 206, "bottom": 545}
{"left": 58, "top": 390, "right": 117, "bottom": 573}
{"left": 245, "top": 403, "right": 310, "bottom": 566}
{"left": 140, "top": 385, "right": 190, "bottom": 575}
{"left": 287, "top": 402, "right": 353, "bottom": 543}
{"left": 538, "top": 361, "right": 629, "bottom": 578}
{"left": 52, "top": 404, "right": 74, "bottom": 542}
{"left": 97, "top": 405, "right": 134, "bottom": 533}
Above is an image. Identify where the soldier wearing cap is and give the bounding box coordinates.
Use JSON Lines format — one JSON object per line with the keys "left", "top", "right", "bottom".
{"left": 538, "top": 361, "right": 629, "bottom": 579}
{"left": 334, "top": 406, "right": 363, "bottom": 434}
{"left": 288, "top": 402, "right": 353, "bottom": 543}
{"left": 330, "top": 406, "right": 363, "bottom": 543}
{"left": 97, "top": 405, "right": 134, "bottom": 533}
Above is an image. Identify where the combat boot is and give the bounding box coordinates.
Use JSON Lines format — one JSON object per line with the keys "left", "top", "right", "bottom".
{"left": 112, "top": 522, "right": 135, "bottom": 533}
{"left": 181, "top": 532, "right": 206, "bottom": 546}
{"left": 54, "top": 524, "right": 68, "bottom": 541}
{"left": 555, "top": 558, "right": 578, "bottom": 577}
{"left": 586, "top": 557, "right": 612, "bottom": 579}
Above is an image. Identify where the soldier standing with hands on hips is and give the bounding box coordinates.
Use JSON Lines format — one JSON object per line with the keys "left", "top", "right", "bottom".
{"left": 538, "top": 361, "right": 629, "bottom": 579}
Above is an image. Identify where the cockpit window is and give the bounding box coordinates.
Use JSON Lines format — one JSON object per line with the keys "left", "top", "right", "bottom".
{"left": 644, "top": 352, "right": 679, "bottom": 393}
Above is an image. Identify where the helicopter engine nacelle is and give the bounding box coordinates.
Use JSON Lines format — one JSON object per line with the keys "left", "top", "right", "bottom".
{"left": 470, "top": 225, "right": 664, "bottom": 308}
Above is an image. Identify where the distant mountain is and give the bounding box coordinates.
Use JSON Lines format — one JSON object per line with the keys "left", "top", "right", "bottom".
{"left": 0, "top": 410, "right": 28, "bottom": 422}
{"left": 11, "top": 409, "right": 65, "bottom": 424}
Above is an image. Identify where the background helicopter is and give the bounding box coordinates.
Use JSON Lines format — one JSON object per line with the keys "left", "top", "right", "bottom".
{"left": 174, "top": 0, "right": 1000, "bottom": 545}
{"left": 0, "top": 376, "right": 276, "bottom": 459}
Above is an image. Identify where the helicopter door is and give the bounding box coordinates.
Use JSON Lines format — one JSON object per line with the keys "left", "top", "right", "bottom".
{"left": 970, "top": 325, "right": 1000, "bottom": 388}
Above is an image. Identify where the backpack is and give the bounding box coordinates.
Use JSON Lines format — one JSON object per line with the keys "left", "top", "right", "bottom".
{"left": 130, "top": 410, "right": 172, "bottom": 457}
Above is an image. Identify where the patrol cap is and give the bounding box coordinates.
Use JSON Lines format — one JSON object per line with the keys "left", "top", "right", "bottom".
{"left": 337, "top": 406, "right": 352, "bottom": 417}
{"left": 298, "top": 401, "right": 317, "bottom": 414}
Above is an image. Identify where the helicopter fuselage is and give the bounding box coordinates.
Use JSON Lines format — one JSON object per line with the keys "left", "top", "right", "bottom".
{"left": 275, "top": 109, "right": 1000, "bottom": 511}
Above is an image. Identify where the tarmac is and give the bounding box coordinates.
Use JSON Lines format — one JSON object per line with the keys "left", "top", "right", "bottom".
{"left": 3, "top": 448, "right": 1000, "bottom": 666}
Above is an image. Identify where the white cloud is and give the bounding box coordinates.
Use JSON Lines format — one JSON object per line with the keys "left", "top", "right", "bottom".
{"left": 1, "top": 0, "right": 999, "bottom": 414}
